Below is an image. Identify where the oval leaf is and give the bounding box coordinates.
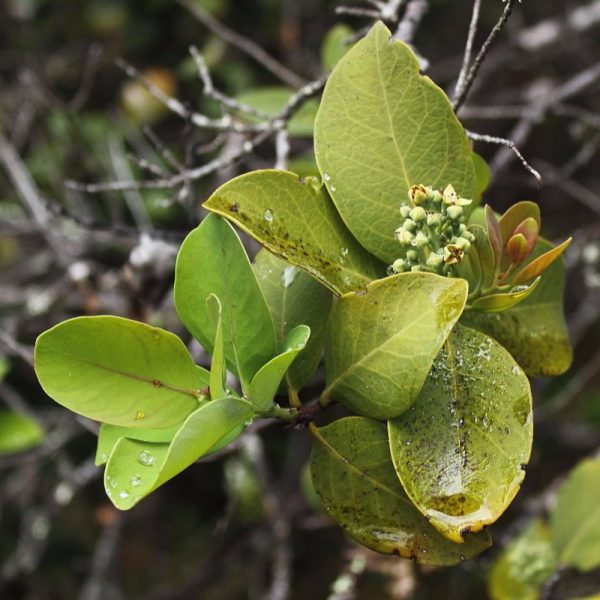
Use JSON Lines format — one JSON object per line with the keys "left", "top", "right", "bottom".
{"left": 104, "top": 397, "right": 253, "bottom": 510}
{"left": 204, "top": 170, "right": 386, "bottom": 295}
{"left": 0, "top": 410, "right": 44, "bottom": 455}
{"left": 389, "top": 325, "right": 533, "bottom": 543}
{"left": 323, "top": 273, "right": 468, "bottom": 420}
{"left": 249, "top": 325, "right": 311, "bottom": 412}
{"left": 253, "top": 250, "right": 333, "bottom": 392}
{"left": 469, "top": 276, "right": 541, "bottom": 313}
{"left": 95, "top": 423, "right": 181, "bottom": 466}
{"left": 35, "top": 316, "right": 204, "bottom": 429}
{"left": 550, "top": 457, "right": 600, "bottom": 572}
{"left": 310, "top": 416, "right": 492, "bottom": 565}
{"left": 174, "top": 213, "right": 277, "bottom": 391}
{"left": 314, "top": 21, "right": 476, "bottom": 263}
{"left": 461, "top": 239, "right": 573, "bottom": 376}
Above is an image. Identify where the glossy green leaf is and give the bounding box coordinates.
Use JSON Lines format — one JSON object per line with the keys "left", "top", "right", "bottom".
{"left": 455, "top": 225, "right": 496, "bottom": 296}
{"left": 550, "top": 457, "right": 600, "bottom": 571}
{"left": 512, "top": 238, "right": 572, "bottom": 286}
{"left": 488, "top": 520, "right": 557, "bottom": 600}
{"left": 472, "top": 152, "right": 491, "bottom": 205}
{"left": 95, "top": 423, "right": 181, "bottom": 466}
{"left": 35, "top": 316, "right": 206, "bottom": 428}
{"left": 253, "top": 250, "right": 332, "bottom": 391}
{"left": 203, "top": 170, "right": 386, "bottom": 295}
{"left": 235, "top": 87, "right": 318, "bottom": 138}
{"left": 105, "top": 397, "right": 253, "bottom": 510}
{"left": 249, "top": 325, "right": 310, "bottom": 412}
{"left": 206, "top": 294, "right": 226, "bottom": 400}
{"left": 461, "top": 239, "right": 572, "bottom": 376}
{"left": 314, "top": 21, "right": 476, "bottom": 263}
{"left": 323, "top": 273, "right": 468, "bottom": 420}
{"left": 174, "top": 214, "right": 277, "bottom": 390}
{"left": 321, "top": 24, "right": 353, "bottom": 70}
{"left": 388, "top": 325, "right": 533, "bottom": 543}
{"left": 310, "top": 416, "right": 492, "bottom": 564}
{"left": 0, "top": 410, "right": 44, "bottom": 454}
{"left": 469, "top": 277, "right": 541, "bottom": 313}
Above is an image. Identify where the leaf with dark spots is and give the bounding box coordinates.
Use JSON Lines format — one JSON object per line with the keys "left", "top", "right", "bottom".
{"left": 388, "top": 325, "right": 533, "bottom": 543}
{"left": 310, "top": 416, "right": 491, "bottom": 565}
{"left": 204, "top": 170, "right": 386, "bottom": 296}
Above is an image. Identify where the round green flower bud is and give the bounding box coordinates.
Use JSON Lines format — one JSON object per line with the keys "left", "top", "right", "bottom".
{"left": 458, "top": 223, "right": 467, "bottom": 234}
{"left": 409, "top": 206, "right": 427, "bottom": 222}
{"left": 454, "top": 236, "right": 471, "bottom": 251}
{"left": 406, "top": 250, "right": 418, "bottom": 262}
{"left": 399, "top": 204, "right": 411, "bottom": 218}
{"left": 426, "top": 212, "right": 441, "bottom": 227}
{"left": 392, "top": 258, "right": 407, "bottom": 272}
{"left": 398, "top": 230, "right": 414, "bottom": 246}
{"left": 426, "top": 252, "right": 444, "bottom": 268}
{"left": 410, "top": 265, "right": 422, "bottom": 272}
{"left": 414, "top": 231, "right": 429, "bottom": 247}
{"left": 402, "top": 219, "right": 417, "bottom": 232}
{"left": 446, "top": 205, "right": 464, "bottom": 220}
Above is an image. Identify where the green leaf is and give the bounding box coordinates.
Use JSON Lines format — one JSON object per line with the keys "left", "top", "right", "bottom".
{"left": 206, "top": 294, "right": 226, "bottom": 400}
{"left": 95, "top": 423, "right": 181, "bottom": 466}
{"left": 310, "top": 416, "right": 492, "bottom": 564}
{"left": 321, "top": 24, "right": 354, "bottom": 70}
{"left": 174, "top": 214, "right": 277, "bottom": 391}
{"left": 35, "top": 316, "right": 206, "bottom": 429}
{"left": 203, "top": 170, "right": 386, "bottom": 295}
{"left": 461, "top": 239, "right": 572, "bottom": 376}
{"left": 235, "top": 87, "right": 318, "bottom": 137}
{"left": 550, "top": 457, "right": 600, "bottom": 571}
{"left": 512, "top": 238, "right": 572, "bottom": 286}
{"left": 249, "top": 325, "right": 311, "bottom": 412}
{"left": 314, "top": 21, "right": 476, "bottom": 263}
{"left": 253, "top": 250, "right": 332, "bottom": 392}
{"left": 105, "top": 397, "right": 253, "bottom": 510}
{"left": 488, "top": 520, "right": 557, "bottom": 600}
{"left": 469, "top": 277, "right": 541, "bottom": 313}
{"left": 388, "top": 325, "right": 533, "bottom": 543}
{"left": 455, "top": 224, "right": 495, "bottom": 296}
{"left": 323, "top": 273, "right": 468, "bottom": 420}
{"left": 0, "top": 410, "right": 44, "bottom": 455}
{"left": 472, "top": 153, "right": 491, "bottom": 205}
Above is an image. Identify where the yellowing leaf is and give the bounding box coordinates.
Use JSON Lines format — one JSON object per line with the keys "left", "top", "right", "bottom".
{"left": 389, "top": 325, "right": 533, "bottom": 543}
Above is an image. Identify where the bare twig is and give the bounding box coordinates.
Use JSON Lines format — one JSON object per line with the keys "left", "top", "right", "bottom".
{"left": 466, "top": 129, "right": 542, "bottom": 184}
{"left": 453, "top": 0, "right": 519, "bottom": 111}
{"left": 453, "top": 0, "right": 482, "bottom": 101}
{"left": 176, "top": 0, "right": 307, "bottom": 89}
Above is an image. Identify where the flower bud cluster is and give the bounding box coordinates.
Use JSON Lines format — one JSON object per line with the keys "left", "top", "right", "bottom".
{"left": 389, "top": 184, "right": 475, "bottom": 276}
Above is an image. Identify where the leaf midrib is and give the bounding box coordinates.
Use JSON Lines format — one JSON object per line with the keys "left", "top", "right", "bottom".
{"left": 45, "top": 346, "right": 199, "bottom": 398}
{"left": 323, "top": 304, "right": 431, "bottom": 399}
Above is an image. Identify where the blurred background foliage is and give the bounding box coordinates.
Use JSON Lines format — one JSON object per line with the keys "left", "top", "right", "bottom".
{"left": 1, "top": 0, "right": 600, "bottom": 598}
